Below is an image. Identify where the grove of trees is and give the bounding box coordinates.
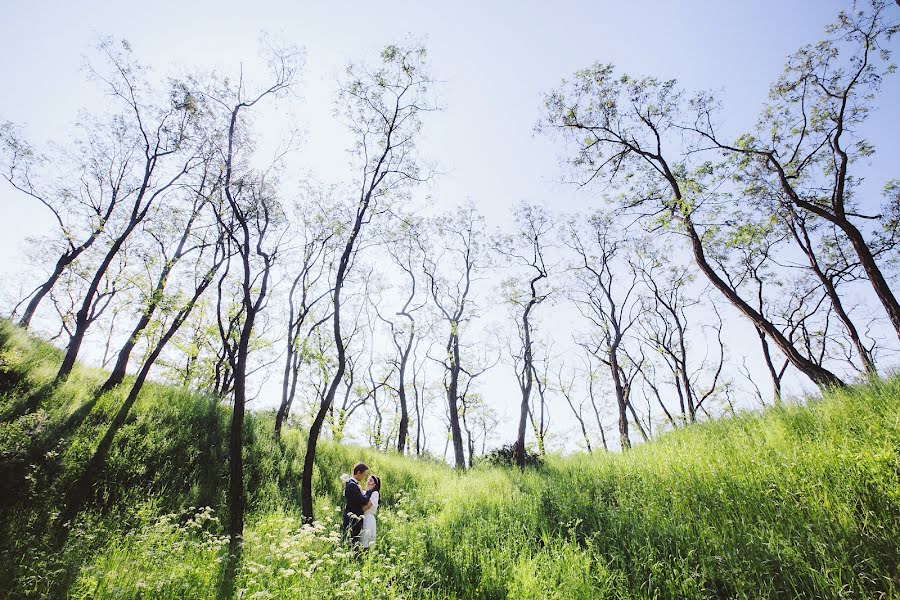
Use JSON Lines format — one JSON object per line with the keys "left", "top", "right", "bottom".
{"left": 1, "top": 0, "right": 897, "bottom": 542}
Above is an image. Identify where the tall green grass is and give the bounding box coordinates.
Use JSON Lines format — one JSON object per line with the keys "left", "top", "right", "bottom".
{"left": 1, "top": 319, "right": 898, "bottom": 599}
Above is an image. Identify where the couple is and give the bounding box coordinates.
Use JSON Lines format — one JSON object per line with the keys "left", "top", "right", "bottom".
{"left": 341, "top": 462, "right": 381, "bottom": 550}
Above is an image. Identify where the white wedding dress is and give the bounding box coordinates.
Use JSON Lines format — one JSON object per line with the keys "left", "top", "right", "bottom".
{"left": 360, "top": 491, "right": 379, "bottom": 549}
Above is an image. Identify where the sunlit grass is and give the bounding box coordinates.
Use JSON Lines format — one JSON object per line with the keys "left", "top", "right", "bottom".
{"left": 1, "top": 319, "right": 898, "bottom": 599}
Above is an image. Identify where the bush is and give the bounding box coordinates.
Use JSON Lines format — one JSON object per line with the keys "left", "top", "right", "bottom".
{"left": 480, "top": 442, "right": 543, "bottom": 468}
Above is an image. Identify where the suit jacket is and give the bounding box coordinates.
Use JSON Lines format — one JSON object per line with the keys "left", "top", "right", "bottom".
{"left": 342, "top": 479, "right": 372, "bottom": 530}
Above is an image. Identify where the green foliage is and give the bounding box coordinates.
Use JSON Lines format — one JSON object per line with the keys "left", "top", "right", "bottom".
{"left": 1, "top": 319, "right": 898, "bottom": 599}
{"left": 479, "top": 442, "right": 543, "bottom": 469}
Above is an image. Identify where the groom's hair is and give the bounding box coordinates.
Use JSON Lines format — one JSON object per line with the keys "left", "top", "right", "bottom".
{"left": 352, "top": 462, "right": 369, "bottom": 475}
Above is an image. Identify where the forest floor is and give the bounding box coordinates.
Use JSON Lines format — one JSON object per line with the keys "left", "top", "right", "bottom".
{"left": 1, "top": 320, "right": 898, "bottom": 599}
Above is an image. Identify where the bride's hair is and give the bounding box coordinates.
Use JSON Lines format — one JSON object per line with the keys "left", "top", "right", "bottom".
{"left": 369, "top": 474, "right": 381, "bottom": 493}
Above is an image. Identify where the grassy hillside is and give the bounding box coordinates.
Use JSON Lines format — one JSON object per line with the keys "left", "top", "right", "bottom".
{"left": 1, "top": 319, "right": 898, "bottom": 599}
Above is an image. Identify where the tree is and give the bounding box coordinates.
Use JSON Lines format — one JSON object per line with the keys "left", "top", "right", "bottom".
{"left": 1, "top": 82, "right": 134, "bottom": 331}
{"left": 528, "top": 343, "right": 553, "bottom": 456}
{"left": 420, "top": 205, "right": 488, "bottom": 468}
{"left": 58, "top": 230, "right": 226, "bottom": 527}
{"left": 542, "top": 64, "right": 846, "bottom": 389}
{"left": 300, "top": 44, "right": 435, "bottom": 523}
{"left": 566, "top": 213, "right": 645, "bottom": 450}
{"left": 690, "top": 0, "right": 900, "bottom": 339}
{"left": 54, "top": 40, "right": 211, "bottom": 381}
{"left": 275, "top": 191, "right": 338, "bottom": 438}
{"left": 557, "top": 363, "right": 592, "bottom": 453}
{"left": 99, "top": 171, "right": 217, "bottom": 393}
{"left": 632, "top": 243, "right": 725, "bottom": 425}
{"left": 205, "top": 45, "right": 298, "bottom": 543}
{"left": 495, "top": 201, "right": 553, "bottom": 468}
{"left": 377, "top": 216, "right": 428, "bottom": 454}
{"left": 782, "top": 206, "right": 878, "bottom": 374}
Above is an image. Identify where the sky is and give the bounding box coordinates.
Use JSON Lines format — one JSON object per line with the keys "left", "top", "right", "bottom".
{"left": 2, "top": 0, "right": 898, "bottom": 454}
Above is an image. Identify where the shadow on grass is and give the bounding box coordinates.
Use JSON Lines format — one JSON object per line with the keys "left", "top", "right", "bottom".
{"left": 0, "top": 380, "right": 58, "bottom": 424}
{"left": 217, "top": 538, "right": 242, "bottom": 600}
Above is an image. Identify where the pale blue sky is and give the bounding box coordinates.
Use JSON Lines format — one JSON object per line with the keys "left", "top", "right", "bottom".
{"left": 2, "top": 0, "right": 897, "bottom": 451}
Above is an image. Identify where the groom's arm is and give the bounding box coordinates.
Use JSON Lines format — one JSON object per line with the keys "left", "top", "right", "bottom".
{"left": 345, "top": 481, "right": 371, "bottom": 507}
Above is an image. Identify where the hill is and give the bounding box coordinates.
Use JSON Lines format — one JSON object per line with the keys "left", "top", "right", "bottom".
{"left": 0, "top": 319, "right": 898, "bottom": 599}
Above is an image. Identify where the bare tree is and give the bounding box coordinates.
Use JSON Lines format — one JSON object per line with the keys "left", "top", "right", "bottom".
{"left": 528, "top": 345, "right": 552, "bottom": 455}
{"left": 377, "top": 216, "right": 428, "bottom": 453}
{"left": 580, "top": 347, "right": 612, "bottom": 452}
{"left": 557, "top": 363, "right": 592, "bottom": 452}
{"left": 632, "top": 244, "right": 725, "bottom": 424}
{"left": 411, "top": 335, "right": 437, "bottom": 455}
{"left": 781, "top": 206, "right": 878, "bottom": 374}
{"left": 1, "top": 71, "right": 137, "bottom": 331}
{"left": 99, "top": 171, "right": 217, "bottom": 393}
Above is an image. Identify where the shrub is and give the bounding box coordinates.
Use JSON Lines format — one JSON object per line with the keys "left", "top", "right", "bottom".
{"left": 479, "top": 442, "right": 543, "bottom": 468}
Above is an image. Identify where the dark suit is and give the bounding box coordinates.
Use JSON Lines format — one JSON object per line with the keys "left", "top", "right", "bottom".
{"left": 341, "top": 478, "right": 372, "bottom": 546}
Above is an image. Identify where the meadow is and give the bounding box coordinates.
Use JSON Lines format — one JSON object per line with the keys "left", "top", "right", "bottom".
{"left": 1, "top": 319, "right": 898, "bottom": 599}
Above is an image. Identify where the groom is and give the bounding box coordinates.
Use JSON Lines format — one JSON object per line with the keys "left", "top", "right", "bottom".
{"left": 342, "top": 462, "right": 373, "bottom": 547}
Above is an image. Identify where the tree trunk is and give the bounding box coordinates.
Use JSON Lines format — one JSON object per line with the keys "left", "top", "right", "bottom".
{"left": 447, "top": 331, "right": 466, "bottom": 469}
{"left": 18, "top": 253, "right": 77, "bottom": 329}
{"left": 788, "top": 215, "right": 877, "bottom": 373}
{"left": 682, "top": 215, "right": 845, "bottom": 389}
{"left": 227, "top": 372, "right": 246, "bottom": 541}
{"left": 396, "top": 330, "right": 413, "bottom": 454}
{"left": 609, "top": 347, "right": 631, "bottom": 450}
{"left": 274, "top": 326, "right": 296, "bottom": 439}
{"left": 56, "top": 219, "right": 140, "bottom": 381}
{"left": 515, "top": 309, "right": 534, "bottom": 469}
{"left": 839, "top": 218, "right": 900, "bottom": 341}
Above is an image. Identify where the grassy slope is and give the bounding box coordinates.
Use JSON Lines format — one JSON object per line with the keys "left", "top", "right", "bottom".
{"left": 0, "top": 319, "right": 898, "bottom": 599}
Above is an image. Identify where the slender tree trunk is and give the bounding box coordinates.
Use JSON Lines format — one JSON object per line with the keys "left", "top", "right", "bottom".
{"left": 101, "top": 201, "right": 203, "bottom": 392}
{"left": 587, "top": 378, "right": 609, "bottom": 451}
{"left": 19, "top": 254, "right": 76, "bottom": 329}
{"left": 447, "top": 331, "right": 466, "bottom": 469}
{"left": 788, "top": 216, "right": 877, "bottom": 373}
{"left": 396, "top": 330, "right": 413, "bottom": 454}
{"left": 769, "top": 155, "right": 900, "bottom": 341}
{"left": 609, "top": 347, "right": 631, "bottom": 450}
{"left": 839, "top": 219, "right": 900, "bottom": 341}
{"left": 561, "top": 391, "right": 592, "bottom": 453}
{"left": 227, "top": 366, "right": 247, "bottom": 542}
{"left": 515, "top": 303, "right": 535, "bottom": 469}
{"left": 17, "top": 204, "right": 116, "bottom": 329}
{"left": 274, "top": 319, "right": 297, "bottom": 439}
{"left": 681, "top": 215, "right": 845, "bottom": 389}
{"left": 56, "top": 227, "right": 135, "bottom": 381}
{"left": 100, "top": 294, "right": 160, "bottom": 393}
{"left": 413, "top": 363, "right": 423, "bottom": 455}
{"left": 302, "top": 179, "right": 370, "bottom": 522}
{"left": 626, "top": 397, "right": 649, "bottom": 443}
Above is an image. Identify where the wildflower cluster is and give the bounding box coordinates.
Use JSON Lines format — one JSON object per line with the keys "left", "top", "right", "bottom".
{"left": 70, "top": 506, "right": 228, "bottom": 599}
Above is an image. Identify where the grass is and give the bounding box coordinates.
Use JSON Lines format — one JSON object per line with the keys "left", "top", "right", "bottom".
{"left": 0, "top": 318, "right": 898, "bottom": 599}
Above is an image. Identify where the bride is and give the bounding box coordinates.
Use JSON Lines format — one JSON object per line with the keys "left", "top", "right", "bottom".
{"left": 360, "top": 474, "right": 380, "bottom": 550}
